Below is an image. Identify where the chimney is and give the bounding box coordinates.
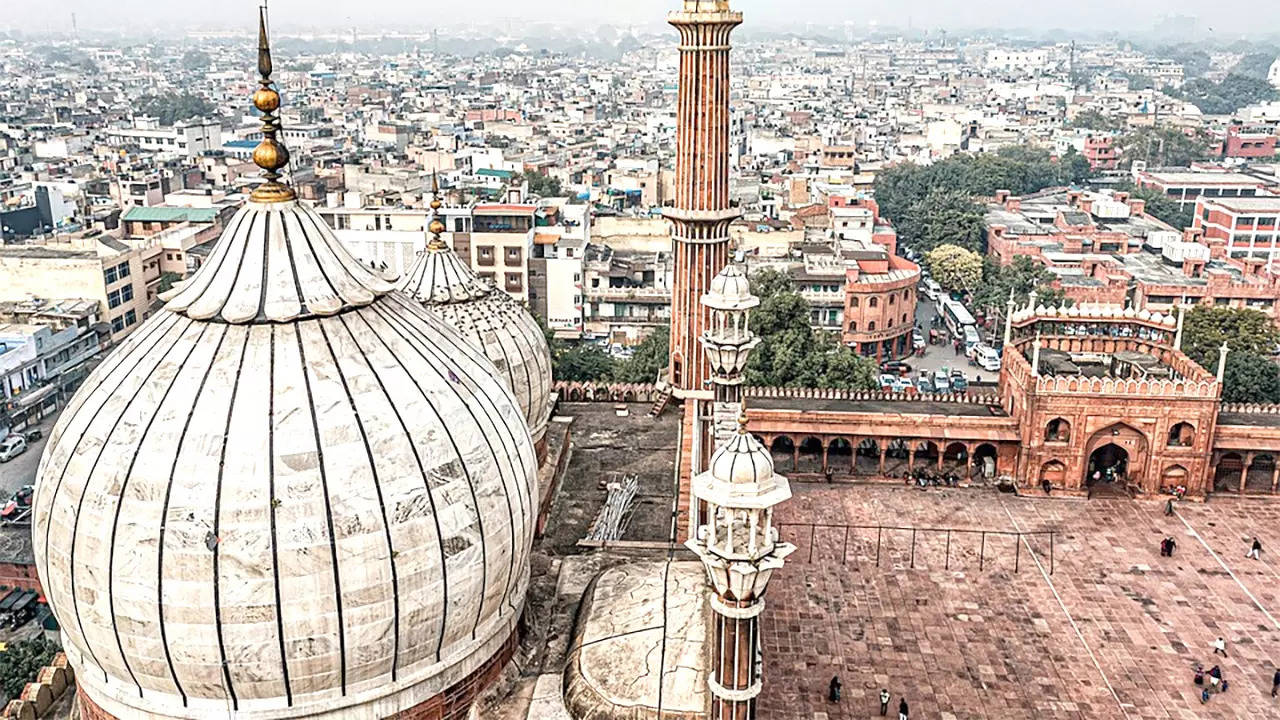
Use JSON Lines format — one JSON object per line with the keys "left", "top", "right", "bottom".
{"left": 1006, "top": 197, "right": 1022, "bottom": 212}
{"left": 1067, "top": 190, "right": 1083, "bottom": 207}
{"left": 994, "top": 189, "right": 1011, "bottom": 204}
{"left": 1128, "top": 198, "right": 1146, "bottom": 216}
{"left": 1114, "top": 191, "right": 1130, "bottom": 204}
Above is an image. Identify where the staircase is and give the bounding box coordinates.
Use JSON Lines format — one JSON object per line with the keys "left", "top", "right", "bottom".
{"left": 648, "top": 387, "right": 673, "bottom": 418}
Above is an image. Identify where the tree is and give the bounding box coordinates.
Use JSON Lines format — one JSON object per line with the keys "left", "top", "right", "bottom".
{"left": 924, "top": 244, "right": 983, "bottom": 293}
{"left": 971, "top": 256, "right": 1069, "bottom": 313}
{"left": 0, "top": 635, "right": 58, "bottom": 701}
{"left": 1111, "top": 182, "right": 1193, "bottom": 230}
{"left": 138, "top": 93, "right": 215, "bottom": 125}
{"left": 613, "top": 327, "right": 668, "bottom": 383}
{"left": 181, "top": 50, "right": 211, "bottom": 70}
{"left": 554, "top": 343, "right": 615, "bottom": 382}
{"left": 1222, "top": 352, "right": 1280, "bottom": 404}
{"left": 525, "top": 171, "right": 563, "bottom": 198}
{"left": 1172, "top": 74, "right": 1279, "bottom": 116}
{"left": 746, "top": 269, "right": 879, "bottom": 390}
{"left": 1116, "top": 127, "right": 1214, "bottom": 169}
{"left": 897, "top": 189, "right": 987, "bottom": 254}
{"left": 1069, "top": 109, "right": 1121, "bottom": 132}
{"left": 1181, "top": 306, "right": 1280, "bottom": 370}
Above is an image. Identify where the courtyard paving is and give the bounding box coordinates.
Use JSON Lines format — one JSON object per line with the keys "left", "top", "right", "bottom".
{"left": 759, "top": 485, "right": 1280, "bottom": 720}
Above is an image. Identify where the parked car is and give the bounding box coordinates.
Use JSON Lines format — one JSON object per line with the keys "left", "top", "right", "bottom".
{"left": 933, "top": 369, "right": 951, "bottom": 392}
{"left": 23, "top": 428, "right": 41, "bottom": 442}
{"left": 975, "top": 345, "right": 1002, "bottom": 372}
{"left": 880, "top": 374, "right": 912, "bottom": 393}
{"left": 916, "top": 374, "right": 935, "bottom": 393}
{"left": 0, "top": 436, "right": 26, "bottom": 463}
{"left": 881, "top": 360, "right": 912, "bottom": 376}
{"left": 912, "top": 330, "right": 925, "bottom": 348}
{"left": 950, "top": 371, "right": 970, "bottom": 393}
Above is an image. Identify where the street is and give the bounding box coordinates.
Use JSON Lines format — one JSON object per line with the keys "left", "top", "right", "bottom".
{"left": 903, "top": 299, "right": 998, "bottom": 387}
{"left": 0, "top": 424, "right": 50, "bottom": 502}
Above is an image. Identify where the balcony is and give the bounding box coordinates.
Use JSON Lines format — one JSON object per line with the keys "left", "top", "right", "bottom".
{"left": 588, "top": 286, "right": 673, "bottom": 304}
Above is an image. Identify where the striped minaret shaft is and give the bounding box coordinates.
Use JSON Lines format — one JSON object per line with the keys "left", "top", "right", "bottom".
{"left": 666, "top": 0, "right": 741, "bottom": 397}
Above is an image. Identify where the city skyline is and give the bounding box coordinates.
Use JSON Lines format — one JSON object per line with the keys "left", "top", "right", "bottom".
{"left": 4, "top": 0, "right": 1280, "bottom": 38}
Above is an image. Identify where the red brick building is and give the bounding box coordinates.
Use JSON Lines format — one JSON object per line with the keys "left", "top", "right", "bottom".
{"left": 1222, "top": 125, "right": 1278, "bottom": 160}
{"left": 1083, "top": 135, "right": 1118, "bottom": 170}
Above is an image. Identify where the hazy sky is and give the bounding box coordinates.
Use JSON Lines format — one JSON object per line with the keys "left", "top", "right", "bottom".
{"left": 7, "top": 0, "right": 1280, "bottom": 37}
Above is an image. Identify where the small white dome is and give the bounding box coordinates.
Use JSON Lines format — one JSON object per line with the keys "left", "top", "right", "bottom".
{"left": 1138, "top": 309, "right": 1152, "bottom": 321}
{"left": 701, "top": 263, "right": 759, "bottom": 311}
{"left": 400, "top": 242, "right": 554, "bottom": 444}
{"left": 1123, "top": 307, "right": 1136, "bottom": 319}
{"left": 709, "top": 427, "right": 775, "bottom": 486}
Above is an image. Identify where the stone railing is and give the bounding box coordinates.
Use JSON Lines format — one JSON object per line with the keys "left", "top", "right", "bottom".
{"left": 744, "top": 386, "right": 1000, "bottom": 405}
{"left": 1220, "top": 403, "right": 1280, "bottom": 415}
{"left": 553, "top": 381, "right": 663, "bottom": 402}
{"left": 1034, "top": 375, "right": 1218, "bottom": 398}
{"left": 1, "top": 653, "right": 73, "bottom": 720}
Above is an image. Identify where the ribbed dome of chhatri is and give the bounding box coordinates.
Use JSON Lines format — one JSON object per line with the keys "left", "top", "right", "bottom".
{"left": 32, "top": 13, "right": 536, "bottom": 720}
{"left": 398, "top": 184, "right": 553, "bottom": 446}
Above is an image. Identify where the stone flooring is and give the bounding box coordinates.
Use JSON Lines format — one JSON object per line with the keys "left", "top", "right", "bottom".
{"left": 759, "top": 485, "right": 1280, "bottom": 720}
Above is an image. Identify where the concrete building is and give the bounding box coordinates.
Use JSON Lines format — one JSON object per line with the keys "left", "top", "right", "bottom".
{"left": 1133, "top": 168, "right": 1277, "bottom": 210}
{"left": 0, "top": 305, "right": 106, "bottom": 429}
{"left": 1192, "top": 194, "right": 1280, "bottom": 269}
{"left": 104, "top": 117, "right": 223, "bottom": 161}
{"left": 0, "top": 233, "right": 156, "bottom": 341}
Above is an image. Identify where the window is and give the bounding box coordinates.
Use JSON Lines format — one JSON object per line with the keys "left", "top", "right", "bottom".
{"left": 124, "top": 310, "right": 137, "bottom": 326}
{"left": 902, "top": 313, "right": 909, "bottom": 324}
{"left": 111, "top": 315, "right": 125, "bottom": 333}
{"left": 107, "top": 289, "right": 122, "bottom": 309}
{"left": 868, "top": 321, "right": 877, "bottom": 331}
{"left": 1167, "top": 422, "right": 1194, "bottom": 447}
{"left": 889, "top": 294, "right": 896, "bottom": 306}
{"left": 849, "top": 297, "right": 859, "bottom": 308}
{"left": 455, "top": 218, "right": 465, "bottom": 232}
{"left": 105, "top": 266, "right": 118, "bottom": 285}
{"left": 505, "top": 246, "right": 523, "bottom": 267}
{"left": 120, "top": 285, "right": 133, "bottom": 303}
{"left": 505, "top": 273, "right": 523, "bottom": 292}
{"left": 117, "top": 262, "right": 130, "bottom": 279}
{"left": 869, "top": 297, "right": 878, "bottom": 308}
{"left": 477, "top": 246, "right": 495, "bottom": 266}
{"left": 848, "top": 321, "right": 858, "bottom": 332}
{"left": 1045, "top": 418, "right": 1071, "bottom": 443}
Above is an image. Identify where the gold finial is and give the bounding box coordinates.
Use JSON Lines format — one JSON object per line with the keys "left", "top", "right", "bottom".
{"left": 426, "top": 172, "right": 447, "bottom": 251}
{"left": 737, "top": 412, "right": 749, "bottom": 434}
{"left": 250, "top": 4, "right": 296, "bottom": 203}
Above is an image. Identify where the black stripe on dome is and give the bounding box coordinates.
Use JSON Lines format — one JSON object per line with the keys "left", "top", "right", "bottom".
{"left": 211, "top": 327, "right": 251, "bottom": 709}
{"left": 279, "top": 208, "right": 309, "bottom": 319}
{"left": 50, "top": 313, "right": 187, "bottom": 684}
{"left": 292, "top": 322, "right": 349, "bottom": 695}
{"left": 358, "top": 302, "right": 505, "bottom": 639}
{"left": 372, "top": 297, "right": 528, "bottom": 619}
{"left": 155, "top": 323, "right": 231, "bottom": 707}
{"left": 209, "top": 210, "right": 258, "bottom": 321}
{"left": 337, "top": 310, "right": 450, "bottom": 662}
{"left": 317, "top": 317, "right": 402, "bottom": 681}
{"left": 105, "top": 321, "right": 211, "bottom": 698}
{"left": 266, "top": 325, "right": 294, "bottom": 705}
{"left": 169, "top": 208, "right": 252, "bottom": 312}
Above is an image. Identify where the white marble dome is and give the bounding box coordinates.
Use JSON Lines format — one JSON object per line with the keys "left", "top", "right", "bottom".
{"left": 398, "top": 239, "right": 553, "bottom": 446}
{"left": 32, "top": 199, "right": 537, "bottom": 719}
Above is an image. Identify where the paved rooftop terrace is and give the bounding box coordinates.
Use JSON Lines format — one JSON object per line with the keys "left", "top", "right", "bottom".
{"left": 761, "top": 485, "right": 1280, "bottom": 719}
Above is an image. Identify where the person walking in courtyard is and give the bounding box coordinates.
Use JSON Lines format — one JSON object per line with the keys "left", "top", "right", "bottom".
{"left": 1248, "top": 537, "right": 1263, "bottom": 560}
{"left": 1165, "top": 497, "right": 1175, "bottom": 516}
{"left": 898, "top": 697, "right": 909, "bottom": 720}
{"left": 1167, "top": 537, "right": 1177, "bottom": 556}
{"left": 828, "top": 675, "right": 841, "bottom": 703}
{"left": 879, "top": 688, "right": 890, "bottom": 716}
{"left": 1213, "top": 637, "right": 1228, "bottom": 657}
{"left": 1159, "top": 538, "right": 1169, "bottom": 557}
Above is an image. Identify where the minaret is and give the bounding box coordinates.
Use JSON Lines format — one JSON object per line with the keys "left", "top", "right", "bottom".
{"left": 666, "top": 0, "right": 742, "bottom": 398}
{"left": 687, "top": 415, "right": 794, "bottom": 720}
{"left": 701, "top": 259, "right": 760, "bottom": 444}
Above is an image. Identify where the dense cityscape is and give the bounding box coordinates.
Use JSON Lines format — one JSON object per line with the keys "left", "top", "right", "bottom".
{"left": 3, "top": 1, "right": 1280, "bottom": 718}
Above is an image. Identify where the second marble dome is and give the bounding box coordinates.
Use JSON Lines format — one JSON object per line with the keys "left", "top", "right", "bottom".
{"left": 398, "top": 234, "right": 554, "bottom": 446}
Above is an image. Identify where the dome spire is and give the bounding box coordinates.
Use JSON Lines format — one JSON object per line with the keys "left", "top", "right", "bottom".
{"left": 426, "top": 172, "right": 447, "bottom": 251}
{"left": 250, "top": 3, "right": 296, "bottom": 203}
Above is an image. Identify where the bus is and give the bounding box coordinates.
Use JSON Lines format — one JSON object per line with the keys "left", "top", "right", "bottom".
{"left": 939, "top": 298, "right": 977, "bottom": 338}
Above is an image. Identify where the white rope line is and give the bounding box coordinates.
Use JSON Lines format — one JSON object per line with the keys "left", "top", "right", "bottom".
{"left": 1000, "top": 501, "right": 1132, "bottom": 719}
{"left": 1175, "top": 510, "right": 1280, "bottom": 631}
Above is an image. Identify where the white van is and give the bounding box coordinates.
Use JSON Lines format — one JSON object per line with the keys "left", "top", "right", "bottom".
{"left": 962, "top": 326, "right": 981, "bottom": 352}
{"left": 921, "top": 278, "right": 942, "bottom": 301}
{"left": 975, "top": 345, "right": 1001, "bottom": 372}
